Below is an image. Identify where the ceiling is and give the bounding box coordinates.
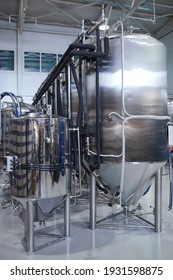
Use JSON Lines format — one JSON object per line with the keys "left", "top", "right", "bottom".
{"left": 0, "top": 0, "right": 173, "bottom": 39}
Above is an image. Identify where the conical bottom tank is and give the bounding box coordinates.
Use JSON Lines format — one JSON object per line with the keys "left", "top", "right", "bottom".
{"left": 86, "top": 34, "right": 168, "bottom": 205}
{"left": 99, "top": 161, "right": 165, "bottom": 206}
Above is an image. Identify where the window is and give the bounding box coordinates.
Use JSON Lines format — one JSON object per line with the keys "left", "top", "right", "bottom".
{"left": 0, "top": 50, "right": 14, "bottom": 71}
{"left": 24, "top": 52, "right": 40, "bottom": 72}
{"left": 41, "top": 53, "right": 57, "bottom": 72}
{"left": 24, "top": 52, "right": 57, "bottom": 72}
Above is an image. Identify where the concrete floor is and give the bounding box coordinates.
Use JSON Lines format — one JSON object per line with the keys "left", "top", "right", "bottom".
{"left": 0, "top": 166, "right": 173, "bottom": 260}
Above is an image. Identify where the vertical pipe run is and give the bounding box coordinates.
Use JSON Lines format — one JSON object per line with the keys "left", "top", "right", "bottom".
{"left": 54, "top": 78, "right": 58, "bottom": 115}
{"left": 26, "top": 200, "right": 34, "bottom": 254}
{"left": 67, "top": 64, "right": 71, "bottom": 120}
{"left": 155, "top": 168, "right": 162, "bottom": 232}
{"left": 64, "top": 193, "right": 70, "bottom": 238}
{"left": 56, "top": 78, "right": 64, "bottom": 116}
{"left": 90, "top": 172, "right": 96, "bottom": 230}
{"left": 52, "top": 82, "right": 55, "bottom": 114}
{"left": 95, "top": 28, "right": 101, "bottom": 169}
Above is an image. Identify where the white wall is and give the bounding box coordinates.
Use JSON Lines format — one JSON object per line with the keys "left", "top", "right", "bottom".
{"left": 161, "top": 32, "right": 173, "bottom": 99}
{"left": 2, "top": 24, "right": 173, "bottom": 103}
{"left": 0, "top": 24, "right": 78, "bottom": 104}
{"left": 0, "top": 29, "right": 17, "bottom": 98}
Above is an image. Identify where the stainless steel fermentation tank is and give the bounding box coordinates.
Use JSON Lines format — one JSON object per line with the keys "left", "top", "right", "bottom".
{"left": 10, "top": 113, "right": 69, "bottom": 200}
{"left": 9, "top": 113, "right": 70, "bottom": 253}
{"left": 85, "top": 34, "right": 168, "bottom": 206}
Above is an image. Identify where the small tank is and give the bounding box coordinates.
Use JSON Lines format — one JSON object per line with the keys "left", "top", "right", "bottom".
{"left": 9, "top": 113, "right": 69, "bottom": 200}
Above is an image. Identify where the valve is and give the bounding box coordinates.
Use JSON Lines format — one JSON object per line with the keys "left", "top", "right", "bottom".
{"left": 3, "top": 156, "right": 17, "bottom": 172}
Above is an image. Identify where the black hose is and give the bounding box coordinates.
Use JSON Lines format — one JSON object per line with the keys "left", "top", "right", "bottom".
{"left": 32, "top": 43, "right": 96, "bottom": 105}
{"left": 56, "top": 78, "right": 64, "bottom": 116}
{"left": 32, "top": 39, "right": 109, "bottom": 105}
{"left": 70, "top": 61, "right": 83, "bottom": 128}
{"left": 90, "top": 31, "right": 110, "bottom": 171}
{"left": 81, "top": 160, "right": 109, "bottom": 194}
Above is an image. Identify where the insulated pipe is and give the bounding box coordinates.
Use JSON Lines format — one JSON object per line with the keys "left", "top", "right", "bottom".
{"left": 32, "top": 38, "right": 109, "bottom": 105}
{"left": 70, "top": 61, "right": 83, "bottom": 128}
{"left": 88, "top": 31, "right": 110, "bottom": 171}
{"left": 33, "top": 43, "right": 96, "bottom": 105}
{"left": 56, "top": 78, "right": 64, "bottom": 116}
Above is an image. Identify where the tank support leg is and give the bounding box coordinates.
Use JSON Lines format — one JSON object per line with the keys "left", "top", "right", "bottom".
{"left": 154, "top": 168, "right": 162, "bottom": 233}
{"left": 64, "top": 193, "right": 70, "bottom": 238}
{"left": 26, "top": 200, "right": 34, "bottom": 254}
{"left": 90, "top": 172, "right": 96, "bottom": 230}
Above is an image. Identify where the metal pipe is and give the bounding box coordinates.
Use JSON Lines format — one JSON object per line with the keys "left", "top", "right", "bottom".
{"left": 64, "top": 193, "right": 70, "bottom": 238}
{"left": 69, "top": 127, "right": 82, "bottom": 198}
{"left": 26, "top": 200, "right": 34, "bottom": 254}
{"left": 146, "top": 2, "right": 173, "bottom": 10}
{"left": 90, "top": 172, "right": 97, "bottom": 230}
{"left": 67, "top": 64, "right": 71, "bottom": 120}
{"left": 155, "top": 168, "right": 162, "bottom": 233}
{"left": 94, "top": 28, "right": 101, "bottom": 170}
{"left": 129, "top": 16, "right": 155, "bottom": 22}
{"left": 130, "top": 0, "right": 135, "bottom": 8}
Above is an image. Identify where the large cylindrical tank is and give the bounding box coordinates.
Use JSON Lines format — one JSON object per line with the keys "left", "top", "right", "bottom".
{"left": 86, "top": 34, "right": 168, "bottom": 205}
{"left": 9, "top": 114, "right": 69, "bottom": 200}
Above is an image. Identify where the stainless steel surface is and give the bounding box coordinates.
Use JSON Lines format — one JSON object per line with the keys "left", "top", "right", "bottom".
{"left": 85, "top": 34, "right": 168, "bottom": 206}
{"left": 168, "top": 99, "right": 173, "bottom": 120}
{"left": 64, "top": 193, "right": 70, "bottom": 238}
{"left": 26, "top": 200, "right": 34, "bottom": 254}
{"left": 9, "top": 114, "right": 69, "bottom": 199}
{"left": 1, "top": 165, "right": 173, "bottom": 260}
{"left": 99, "top": 161, "right": 165, "bottom": 205}
{"left": 0, "top": 105, "right": 14, "bottom": 168}
{"left": 86, "top": 34, "right": 168, "bottom": 162}
{"left": 90, "top": 173, "right": 96, "bottom": 230}
{"left": 155, "top": 168, "right": 162, "bottom": 233}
